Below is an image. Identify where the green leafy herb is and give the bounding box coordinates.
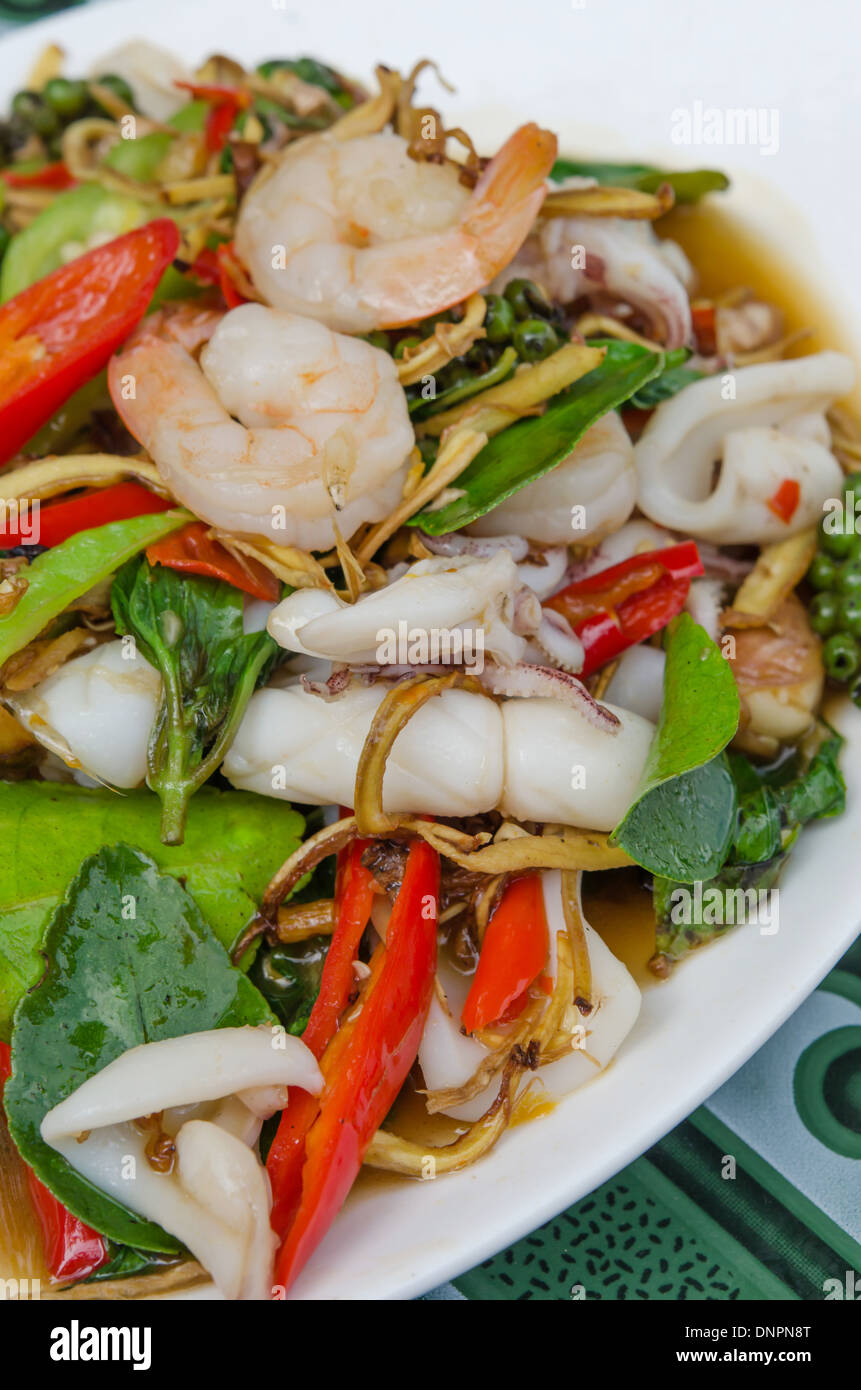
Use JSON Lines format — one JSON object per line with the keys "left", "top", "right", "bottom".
{"left": 626, "top": 348, "right": 704, "bottom": 408}
{"left": 0, "top": 781, "right": 304, "bottom": 1039}
{"left": 111, "top": 556, "right": 282, "bottom": 845}
{"left": 653, "top": 736, "right": 846, "bottom": 967}
{"left": 0, "top": 510, "right": 190, "bottom": 670}
{"left": 612, "top": 613, "right": 741, "bottom": 880}
{"left": 408, "top": 345, "right": 518, "bottom": 419}
{"left": 4, "top": 844, "right": 274, "bottom": 1251}
{"left": 85, "top": 1244, "right": 185, "bottom": 1284}
{"left": 257, "top": 56, "right": 356, "bottom": 107}
{"left": 411, "top": 339, "right": 666, "bottom": 535}
{"left": 550, "top": 158, "right": 729, "bottom": 204}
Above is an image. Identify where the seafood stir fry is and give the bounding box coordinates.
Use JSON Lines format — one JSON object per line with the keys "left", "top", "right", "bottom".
{"left": 0, "top": 40, "right": 857, "bottom": 1302}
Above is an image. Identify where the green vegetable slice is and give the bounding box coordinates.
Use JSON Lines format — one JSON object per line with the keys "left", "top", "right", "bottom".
{"left": 612, "top": 613, "right": 741, "bottom": 880}
{"left": 0, "top": 781, "right": 304, "bottom": 1039}
{"left": 0, "top": 184, "right": 147, "bottom": 301}
{"left": 550, "top": 158, "right": 729, "bottom": 204}
{"left": 4, "top": 843, "right": 274, "bottom": 1251}
{"left": 103, "top": 100, "right": 207, "bottom": 182}
{"left": 412, "top": 340, "right": 665, "bottom": 535}
{"left": 0, "top": 509, "right": 190, "bottom": 669}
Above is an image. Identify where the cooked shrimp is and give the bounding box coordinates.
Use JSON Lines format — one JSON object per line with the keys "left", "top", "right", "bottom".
{"left": 234, "top": 124, "right": 557, "bottom": 332}
{"left": 109, "top": 303, "right": 415, "bottom": 550}
{"left": 728, "top": 595, "right": 824, "bottom": 758}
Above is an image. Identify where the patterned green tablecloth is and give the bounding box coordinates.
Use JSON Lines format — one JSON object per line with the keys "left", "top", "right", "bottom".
{"left": 0, "top": 0, "right": 858, "bottom": 1304}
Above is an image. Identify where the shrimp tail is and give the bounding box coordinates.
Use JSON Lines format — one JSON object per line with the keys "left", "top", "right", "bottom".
{"left": 465, "top": 122, "right": 558, "bottom": 279}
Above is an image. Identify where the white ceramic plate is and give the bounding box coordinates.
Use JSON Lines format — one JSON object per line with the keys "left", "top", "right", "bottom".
{"left": 1, "top": 0, "right": 859, "bottom": 1301}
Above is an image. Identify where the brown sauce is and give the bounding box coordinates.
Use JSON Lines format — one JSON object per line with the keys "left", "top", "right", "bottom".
{"left": 582, "top": 868, "right": 657, "bottom": 989}
{"left": 663, "top": 203, "right": 847, "bottom": 348}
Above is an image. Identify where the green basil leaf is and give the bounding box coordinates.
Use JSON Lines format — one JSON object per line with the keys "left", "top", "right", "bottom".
{"left": 731, "top": 785, "right": 782, "bottom": 866}
{"left": 111, "top": 557, "right": 282, "bottom": 845}
{"left": 550, "top": 158, "right": 729, "bottom": 204}
{"left": 612, "top": 613, "right": 741, "bottom": 879}
{"left": 412, "top": 340, "right": 664, "bottom": 535}
{"left": 4, "top": 843, "right": 274, "bottom": 1252}
{"left": 627, "top": 349, "right": 704, "bottom": 408}
{"left": 651, "top": 732, "right": 846, "bottom": 968}
{"left": 0, "top": 782, "right": 303, "bottom": 1040}
{"left": 652, "top": 854, "right": 784, "bottom": 966}
{"left": 777, "top": 735, "right": 846, "bottom": 824}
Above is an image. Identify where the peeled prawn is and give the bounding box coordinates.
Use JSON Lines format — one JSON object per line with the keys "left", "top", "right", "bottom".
{"left": 728, "top": 594, "right": 824, "bottom": 757}
{"left": 468, "top": 410, "right": 637, "bottom": 546}
{"left": 235, "top": 124, "right": 557, "bottom": 332}
{"left": 635, "top": 351, "right": 853, "bottom": 543}
{"left": 109, "top": 303, "right": 415, "bottom": 550}
{"left": 223, "top": 682, "right": 654, "bottom": 831}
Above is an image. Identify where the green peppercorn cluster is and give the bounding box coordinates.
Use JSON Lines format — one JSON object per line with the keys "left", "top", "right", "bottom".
{"left": 807, "top": 472, "right": 861, "bottom": 697}
{"left": 377, "top": 278, "right": 565, "bottom": 426}
{"left": 1, "top": 74, "right": 136, "bottom": 166}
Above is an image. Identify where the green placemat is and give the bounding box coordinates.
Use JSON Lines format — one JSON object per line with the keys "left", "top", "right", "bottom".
{"left": 443, "top": 939, "right": 861, "bottom": 1300}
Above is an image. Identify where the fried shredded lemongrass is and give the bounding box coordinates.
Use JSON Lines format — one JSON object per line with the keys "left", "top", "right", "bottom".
{"left": 4, "top": 454, "right": 172, "bottom": 502}
{"left": 590, "top": 657, "right": 619, "bottom": 702}
{"left": 561, "top": 868, "right": 593, "bottom": 1009}
{"left": 418, "top": 341, "right": 606, "bottom": 438}
{"left": 26, "top": 42, "right": 64, "bottom": 91}
{"left": 731, "top": 327, "right": 813, "bottom": 366}
{"left": 259, "top": 815, "right": 359, "bottom": 926}
{"left": 0, "top": 568, "right": 29, "bottom": 617}
{"left": 425, "top": 993, "right": 546, "bottom": 1112}
{"left": 1, "top": 627, "right": 95, "bottom": 693}
{"left": 2, "top": 186, "right": 58, "bottom": 214}
{"left": 211, "top": 533, "right": 334, "bottom": 591}
{"left": 396, "top": 293, "right": 487, "bottom": 386}
{"left": 46, "top": 1260, "right": 209, "bottom": 1300}
{"left": 354, "top": 671, "right": 483, "bottom": 835}
{"left": 827, "top": 406, "right": 861, "bottom": 467}
{"left": 365, "top": 1054, "right": 526, "bottom": 1176}
{"left": 721, "top": 529, "right": 818, "bottom": 628}
{"left": 162, "top": 174, "right": 236, "bottom": 205}
{"left": 572, "top": 313, "right": 665, "bottom": 352}
{"left": 475, "top": 930, "right": 573, "bottom": 1055}
{"left": 60, "top": 120, "right": 160, "bottom": 201}
{"left": 331, "top": 63, "right": 402, "bottom": 139}
{"left": 331, "top": 519, "right": 369, "bottom": 602}
{"left": 474, "top": 872, "right": 506, "bottom": 944}
{"left": 406, "top": 820, "right": 633, "bottom": 874}
{"left": 541, "top": 182, "right": 675, "bottom": 220}
{"left": 87, "top": 80, "right": 136, "bottom": 122}
{"left": 274, "top": 898, "right": 336, "bottom": 943}
{"left": 355, "top": 426, "right": 488, "bottom": 564}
